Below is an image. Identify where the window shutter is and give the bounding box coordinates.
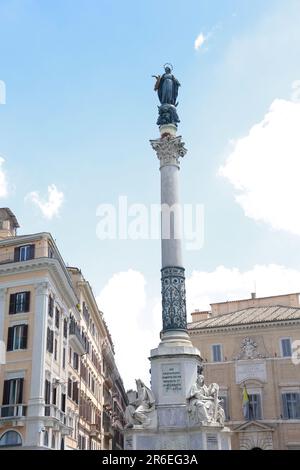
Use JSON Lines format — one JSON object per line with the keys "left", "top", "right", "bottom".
{"left": 68, "top": 378, "right": 72, "bottom": 398}
{"left": 296, "top": 394, "right": 300, "bottom": 419}
{"left": 2, "top": 380, "right": 10, "bottom": 405}
{"left": 9, "top": 294, "right": 16, "bottom": 314}
{"left": 52, "top": 387, "right": 57, "bottom": 405}
{"left": 45, "top": 380, "right": 51, "bottom": 404}
{"left": 50, "top": 330, "right": 54, "bottom": 353}
{"left": 17, "top": 378, "right": 24, "bottom": 404}
{"left": 21, "top": 325, "right": 28, "bottom": 349}
{"left": 25, "top": 292, "right": 30, "bottom": 312}
{"left": 14, "top": 247, "right": 20, "bottom": 262}
{"left": 282, "top": 394, "right": 289, "bottom": 419}
{"left": 7, "top": 327, "right": 14, "bottom": 351}
{"left": 29, "top": 244, "right": 35, "bottom": 259}
{"left": 61, "top": 393, "right": 66, "bottom": 412}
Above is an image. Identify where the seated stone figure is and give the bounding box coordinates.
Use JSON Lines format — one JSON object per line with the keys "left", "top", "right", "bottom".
{"left": 187, "top": 374, "right": 225, "bottom": 426}
{"left": 125, "top": 379, "right": 155, "bottom": 428}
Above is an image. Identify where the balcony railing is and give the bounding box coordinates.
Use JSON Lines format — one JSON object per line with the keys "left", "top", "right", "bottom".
{"left": 0, "top": 404, "right": 27, "bottom": 418}
{"left": 44, "top": 405, "right": 67, "bottom": 425}
{"left": 69, "top": 320, "right": 86, "bottom": 353}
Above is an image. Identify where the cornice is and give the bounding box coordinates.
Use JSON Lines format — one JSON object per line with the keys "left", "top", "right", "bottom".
{"left": 189, "top": 319, "right": 300, "bottom": 335}
{"left": 0, "top": 258, "right": 77, "bottom": 307}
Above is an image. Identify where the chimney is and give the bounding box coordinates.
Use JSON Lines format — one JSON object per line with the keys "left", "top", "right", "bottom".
{"left": 251, "top": 292, "right": 256, "bottom": 299}
{"left": 191, "top": 310, "right": 211, "bottom": 322}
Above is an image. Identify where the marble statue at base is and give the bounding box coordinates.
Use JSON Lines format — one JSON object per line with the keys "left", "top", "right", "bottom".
{"left": 188, "top": 374, "right": 225, "bottom": 427}
{"left": 125, "top": 379, "right": 156, "bottom": 428}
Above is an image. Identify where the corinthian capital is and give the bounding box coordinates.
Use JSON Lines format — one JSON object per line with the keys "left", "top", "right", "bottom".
{"left": 150, "top": 135, "right": 187, "bottom": 168}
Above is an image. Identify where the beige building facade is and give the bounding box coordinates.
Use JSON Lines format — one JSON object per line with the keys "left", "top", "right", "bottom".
{"left": 189, "top": 293, "right": 300, "bottom": 450}
{"left": 0, "top": 208, "right": 127, "bottom": 450}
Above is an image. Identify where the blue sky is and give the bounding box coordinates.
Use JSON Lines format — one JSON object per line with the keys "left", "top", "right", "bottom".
{"left": 1, "top": 0, "right": 300, "bottom": 387}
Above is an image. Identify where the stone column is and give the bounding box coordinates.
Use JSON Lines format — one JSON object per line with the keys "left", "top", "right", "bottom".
{"left": 25, "top": 281, "right": 49, "bottom": 447}
{"left": 150, "top": 125, "right": 190, "bottom": 343}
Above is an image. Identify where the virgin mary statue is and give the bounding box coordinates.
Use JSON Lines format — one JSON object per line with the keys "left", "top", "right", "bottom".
{"left": 154, "top": 64, "right": 180, "bottom": 106}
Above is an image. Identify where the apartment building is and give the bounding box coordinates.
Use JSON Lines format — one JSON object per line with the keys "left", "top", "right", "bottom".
{"left": 0, "top": 208, "right": 127, "bottom": 450}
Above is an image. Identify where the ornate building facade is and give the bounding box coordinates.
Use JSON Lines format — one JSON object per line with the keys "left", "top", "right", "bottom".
{"left": 0, "top": 208, "right": 127, "bottom": 450}
{"left": 189, "top": 293, "right": 300, "bottom": 450}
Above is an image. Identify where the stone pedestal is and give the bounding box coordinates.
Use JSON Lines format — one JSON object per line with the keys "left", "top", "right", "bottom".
{"left": 124, "top": 335, "right": 231, "bottom": 450}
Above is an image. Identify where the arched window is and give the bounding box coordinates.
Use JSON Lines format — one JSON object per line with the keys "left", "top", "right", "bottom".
{"left": 43, "top": 431, "right": 49, "bottom": 447}
{"left": 0, "top": 431, "right": 22, "bottom": 447}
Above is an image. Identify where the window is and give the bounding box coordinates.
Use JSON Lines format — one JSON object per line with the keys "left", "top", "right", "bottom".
{"left": 282, "top": 393, "right": 300, "bottom": 419}
{"left": 246, "top": 394, "right": 262, "bottom": 420}
{"left": 281, "top": 338, "right": 292, "bottom": 357}
{"left": 7, "top": 325, "right": 28, "bottom": 351}
{"left": 212, "top": 344, "right": 222, "bottom": 362}
{"left": 61, "top": 393, "right": 66, "bottom": 413}
{"left": 0, "top": 431, "right": 22, "bottom": 447}
{"left": 63, "top": 319, "right": 68, "bottom": 339}
{"left": 48, "top": 296, "right": 54, "bottom": 317}
{"left": 2, "top": 378, "right": 24, "bottom": 417}
{"left": 72, "top": 381, "right": 79, "bottom": 404}
{"left": 54, "top": 339, "right": 58, "bottom": 361}
{"left": 51, "top": 433, "right": 56, "bottom": 449}
{"left": 73, "top": 352, "right": 79, "bottom": 371}
{"left": 9, "top": 292, "right": 30, "bottom": 314}
{"left": 46, "top": 328, "right": 54, "bottom": 354}
{"left": 62, "top": 347, "right": 66, "bottom": 369}
{"left": 55, "top": 308, "right": 60, "bottom": 329}
{"left": 14, "top": 244, "right": 35, "bottom": 262}
{"left": 44, "top": 379, "right": 51, "bottom": 416}
{"left": 52, "top": 386, "right": 57, "bottom": 406}
{"left": 68, "top": 378, "right": 72, "bottom": 398}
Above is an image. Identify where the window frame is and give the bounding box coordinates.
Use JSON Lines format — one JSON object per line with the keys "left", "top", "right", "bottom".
{"left": 211, "top": 344, "right": 223, "bottom": 362}
{"left": 280, "top": 337, "right": 292, "bottom": 358}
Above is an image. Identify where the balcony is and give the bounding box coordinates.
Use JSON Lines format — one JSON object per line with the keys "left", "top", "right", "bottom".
{"left": 44, "top": 405, "right": 71, "bottom": 435}
{"left": 69, "top": 321, "right": 86, "bottom": 355}
{"left": 0, "top": 404, "right": 27, "bottom": 419}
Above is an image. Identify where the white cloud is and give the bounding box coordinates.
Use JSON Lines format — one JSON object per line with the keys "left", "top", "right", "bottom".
{"left": 219, "top": 96, "right": 300, "bottom": 235}
{"left": 0, "top": 156, "right": 8, "bottom": 198}
{"left": 96, "top": 270, "right": 160, "bottom": 390}
{"left": 194, "top": 33, "right": 206, "bottom": 50}
{"left": 186, "top": 264, "right": 300, "bottom": 314}
{"left": 97, "top": 264, "right": 300, "bottom": 389}
{"left": 26, "top": 184, "right": 64, "bottom": 219}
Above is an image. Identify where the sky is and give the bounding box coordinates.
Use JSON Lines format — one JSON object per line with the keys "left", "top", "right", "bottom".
{"left": 1, "top": 0, "right": 300, "bottom": 389}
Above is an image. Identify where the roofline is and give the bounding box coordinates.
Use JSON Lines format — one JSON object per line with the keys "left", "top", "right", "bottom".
{"left": 188, "top": 305, "right": 300, "bottom": 330}
{"left": 210, "top": 292, "right": 300, "bottom": 307}
{"left": 0, "top": 232, "right": 51, "bottom": 245}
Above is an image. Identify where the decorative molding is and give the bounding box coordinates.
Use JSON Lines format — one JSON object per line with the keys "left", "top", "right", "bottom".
{"left": 161, "top": 267, "right": 187, "bottom": 331}
{"left": 234, "top": 337, "right": 263, "bottom": 360}
{"left": 34, "top": 281, "right": 49, "bottom": 296}
{"left": 189, "top": 319, "right": 300, "bottom": 335}
{"left": 150, "top": 135, "right": 187, "bottom": 168}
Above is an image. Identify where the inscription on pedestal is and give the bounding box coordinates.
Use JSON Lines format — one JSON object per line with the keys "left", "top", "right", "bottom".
{"left": 162, "top": 363, "right": 182, "bottom": 393}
